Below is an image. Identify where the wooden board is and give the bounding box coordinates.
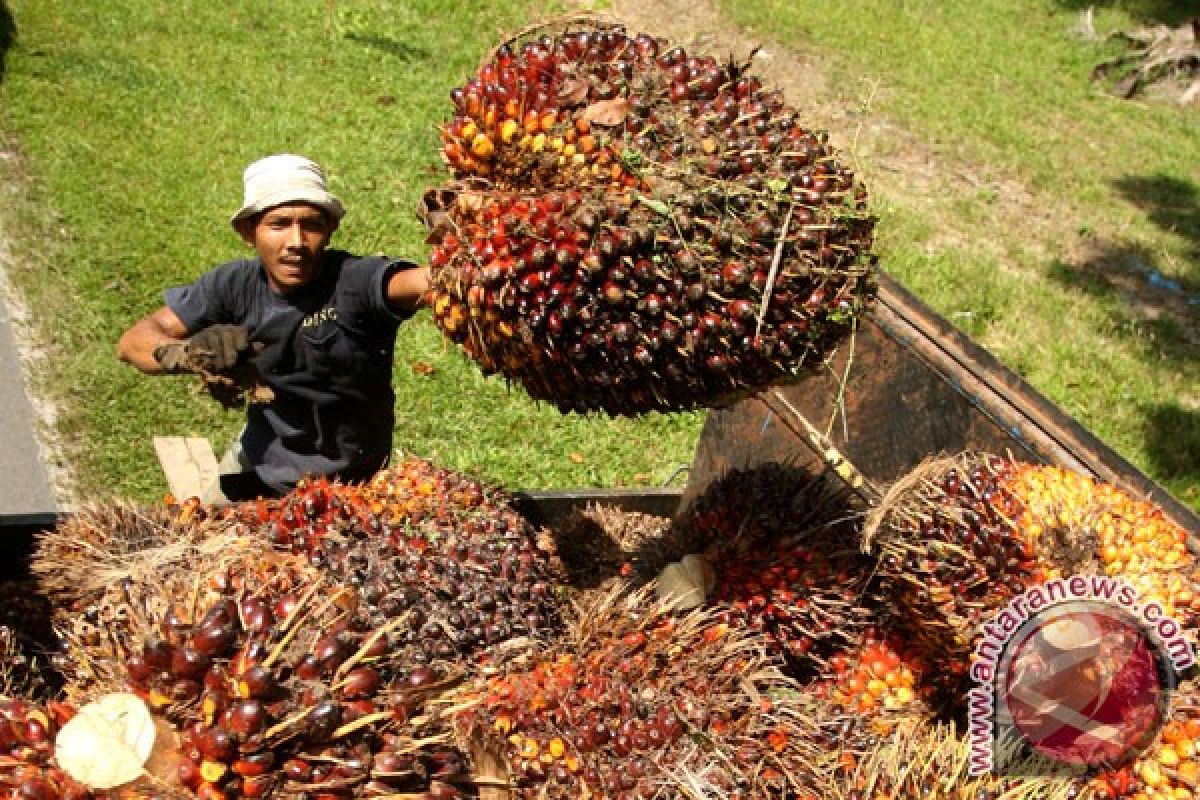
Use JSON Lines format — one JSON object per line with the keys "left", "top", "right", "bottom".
{"left": 152, "top": 436, "right": 217, "bottom": 501}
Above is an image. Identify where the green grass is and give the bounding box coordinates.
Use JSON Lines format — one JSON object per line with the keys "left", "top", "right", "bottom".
{"left": 716, "top": 0, "right": 1200, "bottom": 512}
{"left": 0, "top": 0, "right": 702, "bottom": 502}
{"left": 0, "top": 0, "right": 1196, "bottom": 513}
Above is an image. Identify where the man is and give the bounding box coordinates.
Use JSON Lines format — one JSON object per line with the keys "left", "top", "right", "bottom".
{"left": 118, "top": 154, "right": 430, "bottom": 503}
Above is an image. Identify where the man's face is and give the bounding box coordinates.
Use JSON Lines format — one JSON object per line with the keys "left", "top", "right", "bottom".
{"left": 239, "top": 203, "right": 337, "bottom": 293}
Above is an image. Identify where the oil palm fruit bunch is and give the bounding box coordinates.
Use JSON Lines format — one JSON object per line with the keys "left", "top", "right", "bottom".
{"left": 675, "top": 464, "right": 875, "bottom": 672}
{"left": 866, "top": 453, "right": 1200, "bottom": 690}
{"left": 862, "top": 453, "right": 1057, "bottom": 692}
{"left": 89, "top": 540, "right": 473, "bottom": 800}
{"left": 451, "top": 585, "right": 820, "bottom": 799}
{"left": 0, "top": 696, "right": 95, "bottom": 800}
{"left": 241, "top": 459, "right": 564, "bottom": 669}
{"left": 423, "top": 22, "right": 876, "bottom": 415}
{"left": 1003, "top": 462, "right": 1200, "bottom": 627}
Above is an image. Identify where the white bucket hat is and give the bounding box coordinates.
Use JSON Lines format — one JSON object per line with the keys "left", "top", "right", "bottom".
{"left": 230, "top": 154, "right": 345, "bottom": 227}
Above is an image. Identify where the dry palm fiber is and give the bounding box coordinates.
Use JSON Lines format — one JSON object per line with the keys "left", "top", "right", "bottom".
{"left": 449, "top": 583, "right": 821, "bottom": 799}
{"left": 549, "top": 502, "right": 682, "bottom": 598}
{"left": 819, "top": 716, "right": 1083, "bottom": 800}
{"left": 30, "top": 501, "right": 228, "bottom": 610}
{"left": 0, "top": 581, "right": 60, "bottom": 702}
{"left": 423, "top": 21, "right": 876, "bottom": 415}
{"left": 674, "top": 462, "right": 875, "bottom": 673}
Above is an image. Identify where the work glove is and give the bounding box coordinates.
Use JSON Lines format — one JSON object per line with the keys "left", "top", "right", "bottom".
{"left": 154, "top": 325, "right": 252, "bottom": 374}
{"left": 154, "top": 325, "right": 274, "bottom": 410}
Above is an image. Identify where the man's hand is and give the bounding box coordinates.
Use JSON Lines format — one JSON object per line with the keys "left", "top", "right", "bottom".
{"left": 154, "top": 325, "right": 252, "bottom": 374}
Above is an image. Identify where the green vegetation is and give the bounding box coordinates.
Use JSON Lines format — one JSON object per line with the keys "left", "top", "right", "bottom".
{"left": 0, "top": 0, "right": 1195, "bottom": 512}
{"left": 718, "top": 0, "right": 1199, "bottom": 511}
{"left": 0, "top": 0, "right": 701, "bottom": 501}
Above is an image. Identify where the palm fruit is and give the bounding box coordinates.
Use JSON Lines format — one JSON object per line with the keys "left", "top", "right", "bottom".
{"left": 0, "top": 697, "right": 96, "bottom": 800}
{"left": 452, "top": 585, "right": 821, "bottom": 799}
{"left": 866, "top": 453, "right": 1200, "bottom": 696}
{"left": 1084, "top": 679, "right": 1200, "bottom": 800}
{"left": 424, "top": 23, "right": 876, "bottom": 415}
{"left": 815, "top": 626, "right": 932, "bottom": 724}
{"left": 819, "top": 717, "right": 1084, "bottom": 800}
{"left": 862, "top": 453, "right": 1057, "bottom": 693}
{"left": 1004, "top": 463, "right": 1200, "bottom": 627}
{"left": 675, "top": 463, "right": 875, "bottom": 673}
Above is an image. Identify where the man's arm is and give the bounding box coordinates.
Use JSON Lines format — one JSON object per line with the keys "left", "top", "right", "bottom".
{"left": 385, "top": 264, "right": 432, "bottom": 313}
{"left": 117, "top": 306, "right": 190, "bottom": 374}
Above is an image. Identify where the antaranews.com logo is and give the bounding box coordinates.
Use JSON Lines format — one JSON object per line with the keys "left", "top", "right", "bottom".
{"left": 967, "top": 575, "right": 1196, "bottom": 776}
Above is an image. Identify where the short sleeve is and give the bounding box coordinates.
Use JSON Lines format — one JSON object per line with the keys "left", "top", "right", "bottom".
{"left": 163, "top": 260, "right": 252, "bottom": 333}
{"left": 370, "top": 257, "right": 421, "bottom": 324}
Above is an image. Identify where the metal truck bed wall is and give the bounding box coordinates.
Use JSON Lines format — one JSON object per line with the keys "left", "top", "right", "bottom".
{"left": 685, "top": 273, "right": 1200, "bottom": 537}
{"left": 2, "top": 271, "right": 1196, "bottom": 570}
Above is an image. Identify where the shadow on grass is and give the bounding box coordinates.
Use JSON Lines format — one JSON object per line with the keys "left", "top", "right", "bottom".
{"left": 0, "top": 2, "right": 15, "bottom": 86}
{"left": 1051, "top": 0, "right": 1197, "bottom": 27}
{"left": 344, "top": 32, "right": 429, "bottom": 61}
{"left": 1047, "top": 172, "right": 1200, "bottom": 367}
{"left": 1115, "top": 173, "right": 1200, "bottom": 270}
{"left": 1142, "top": 402, "right": 1200, "bottom": 503}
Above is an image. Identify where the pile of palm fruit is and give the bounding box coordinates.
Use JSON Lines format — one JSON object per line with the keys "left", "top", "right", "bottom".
{"left": 422, "top": 21, "right": 877, "bottom": 414}
{"left": 0, "top": 448, "right": 1197, "bottom": 799}
{"left": 450, "top": 587, "right": 824, "bottom": 799}
{"left": 13, "top": 457, "right": 563, "bottom": 800}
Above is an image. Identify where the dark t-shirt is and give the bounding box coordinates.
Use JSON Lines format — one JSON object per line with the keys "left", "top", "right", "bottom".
{"left": 165, "top": 249, "right": 414, "bottom": 493}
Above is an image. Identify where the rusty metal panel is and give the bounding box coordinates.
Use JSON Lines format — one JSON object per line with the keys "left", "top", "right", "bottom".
{"left": 685, "top": 274, "right": 1200, "bottom": 538}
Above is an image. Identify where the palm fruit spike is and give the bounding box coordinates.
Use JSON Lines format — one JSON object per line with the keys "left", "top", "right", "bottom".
{"left": 451, "top": 584, "right": 822, "bottom": 799}
{"left": 862, "top": 453, "right": 1054, "bottom": 692}
{"left": 423, "top": 22, "right": 876, "bottom": 415}
{"left": 819, "top": 717, "right": 1084, "bottom": 800}
{"left": 238, "top": 457, "right": 564, "bottom": 667}
{"left": 675, "top": 463, "right": 875, "bottom": 673}
{"left": 0, "top": 697, "right": 98, "bottom": 800}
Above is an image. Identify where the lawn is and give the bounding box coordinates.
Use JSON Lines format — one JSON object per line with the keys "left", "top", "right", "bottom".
{"left": 0, "top": 0, "right": 1195, "bottom": 513}
{"left": 0, "top": 0, "right": 702, "bottom": 502}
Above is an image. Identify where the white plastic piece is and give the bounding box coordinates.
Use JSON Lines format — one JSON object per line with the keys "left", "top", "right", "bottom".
{"left": 55, "top": 693, "right": 156, "bottom": 789}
